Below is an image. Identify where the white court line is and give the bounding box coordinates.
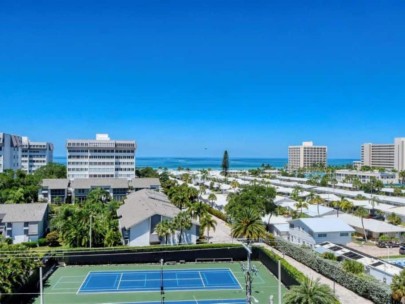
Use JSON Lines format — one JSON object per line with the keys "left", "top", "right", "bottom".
{"left": 198, "top": 271, "right": 206, "bottom": 288}
{"left": 76, "top": 272, "right": 91, "bottom": 295}
{"left": 117, "top": 273, "right": 124, "bottom": 290}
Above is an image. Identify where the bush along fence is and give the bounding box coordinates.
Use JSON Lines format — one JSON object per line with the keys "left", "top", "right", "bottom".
{"left": 266, "top": 237, "right": 392, "bottom": 304}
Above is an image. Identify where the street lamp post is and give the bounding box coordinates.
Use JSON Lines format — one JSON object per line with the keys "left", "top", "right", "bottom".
{"left": 89, "top": 214, "right": 93, "bottom": 248}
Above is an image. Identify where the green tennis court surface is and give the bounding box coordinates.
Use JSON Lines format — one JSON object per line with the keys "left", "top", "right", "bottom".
{"left": 35, "top": 261, "right": 286, "bottom": 304}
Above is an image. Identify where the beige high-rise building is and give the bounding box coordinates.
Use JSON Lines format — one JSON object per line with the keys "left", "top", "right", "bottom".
{"left": 361, "top": 138, "right": 405, "bottom": 171}
{"left": 288, "top": 141, "right": 327, "bottom": 171}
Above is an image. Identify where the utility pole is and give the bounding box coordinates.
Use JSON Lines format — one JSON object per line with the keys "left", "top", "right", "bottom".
{"left": 160, "top": 259, "right": 165, "bottom": 304}
{"left": 241, "top": 242, "right": 257, "bottom": 304}
{"left": 40, "top": 266, "right": 44, "bottom": 304}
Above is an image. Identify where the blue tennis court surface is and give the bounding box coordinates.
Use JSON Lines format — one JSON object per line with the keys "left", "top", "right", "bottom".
{"left": 78, "top": 268, "right": 241, "bottom": 294}
{"left": 110, "top": 300, "right": 246, "bottom": 304}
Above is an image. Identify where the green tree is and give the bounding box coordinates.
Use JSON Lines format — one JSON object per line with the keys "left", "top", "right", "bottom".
{"left": 155, "top": 220, "right": 173, "bottom": 245}
{"left": 208, "top": 193, "right": 217, "bottom": 206}
{"left": 200, "top": 214, "right": 217, "bottom": 240}
{"left": 369, "top": 195, "right": 380, "bottom": 212}
{"left": 308, "top": 193, "right": 324, "bottom": 216}
{"left": 284, "top": 277, "right": 338, "bottom": 304}
{"left": 400, "top": 171, "right": 405, "bottom": 185}
{"left": 339, "top": 197, "right": 354, "bottom": 214}
{"left": 387, "top": 212, "right": 402, "bottom": 225}
{"left": 135, "top": 167, "right": 159, "bottom": 178}
{"left": 46, "top": 231, "right": 60, "bottom": 247}
{"left": 231, "top": 208, "right": 266, "bottom": 242}
{"left": 221, "top": 150, "right": 229, "bottom": 177}
{"left": 342, "top": 259, "right": 364, "bottom": 274}
{"left": 187, "top": 201, "right": 209, "bottom": 220}
{"left": 225, "top": 184, "right": 276, "bottom": 221}
{"left": 354, "top": 207, "right": 369, "bottom": 242}
{"left": 173, "top": 211, "right": 192, "bottom": 244}
{"left": 391, "top": 269, "right": 405, "bottom": 303}
{"left": 33, "top": 163, "right": 66, "bottom": 179}
{"left": 294, "top": 199, "right": 308, "bottom": 218}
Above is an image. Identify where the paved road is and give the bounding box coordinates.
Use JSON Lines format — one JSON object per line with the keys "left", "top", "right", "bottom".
{"left": 206, "top": 215, "right": 237, "bottom": 244}
{"left": 257, "top": 243, "right": 373, "bottom": 304}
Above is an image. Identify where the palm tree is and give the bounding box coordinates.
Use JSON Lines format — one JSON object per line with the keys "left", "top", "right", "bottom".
{"left": 187, "top": 201, "right": 209, "bottom": 220}
{"left": 173, "top": 211, "right": 192, "bottom": 244}
{"left": 208, "top": 193, "right": 217, "bottom": 207}
{"left": 230, "top": 180, "right": 240, "bottom": 190}
{"left": 391, "top": 269, "right": 405, "bottom": 303}
{"left": 369, "top": 195, "right": 380, "bottom": 213}
{"left": 400, "top": 171, "right": 405, "bottom": 185}
{"left": 155, "top": 220, "right": 172, "bottom": 245}
{"left": 200, "top": 214, "right": 217, "bottom": 241}
{"left": 339, "top": 197, "right": 354, "bottom": 214}
{"left": 352, "top": 177, "right": 362, "bottom": 190}
{"left": 198, "top": 184, "right": 207, "bottom": 199}
{"left": 355, "top": 207, "right": 369, "bottom": 242}
{"left": 291, "top": 186, "right": 302, "bottom": 201}
{"left": 231, "top": 208, "right": 266, "bottom": 242}
{"left": 308, "top": 193, "right": 324, "bottom": 216}
{"left": 284, "top": 277, "right": 338, "bottom": 304}
{"left": 294, "top": 199, "right": 308, "bottom": 218}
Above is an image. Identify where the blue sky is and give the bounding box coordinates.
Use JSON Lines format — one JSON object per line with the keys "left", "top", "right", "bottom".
{"left": 1, "top": 1, "right": 404, "bottom": 158}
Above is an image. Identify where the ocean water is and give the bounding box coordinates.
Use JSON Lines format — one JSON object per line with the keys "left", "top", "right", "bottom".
{"left": 53, "top": 156, "right": 356, "bottom": 170}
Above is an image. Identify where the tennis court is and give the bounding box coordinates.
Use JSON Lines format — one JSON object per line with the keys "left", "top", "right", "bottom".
{"left": 37, "top": 261, "right": 286, "bottom": 304}
{"left": 78, "top": 269, "right": 241, "bottom": 293}
{"left": 101, "top": 299, "right": 246, "bottom": 304}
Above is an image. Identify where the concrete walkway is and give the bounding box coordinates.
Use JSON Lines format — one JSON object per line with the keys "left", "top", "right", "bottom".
{"left": 206, "top": 215, "right": 237, "bottom": 244}
{"left": 257, "top": 243, "right": 373, "bottom": 304}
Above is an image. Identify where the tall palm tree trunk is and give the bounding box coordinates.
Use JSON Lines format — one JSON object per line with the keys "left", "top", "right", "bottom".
{"left": 361, "top": 217, "right": 368, "bottom": 242}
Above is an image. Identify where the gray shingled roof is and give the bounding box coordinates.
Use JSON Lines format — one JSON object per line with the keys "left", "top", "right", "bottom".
{"left": 71, "top": 178, "right": 129, "bottom": 189}
{"left": 118, "top": 189, "right": 194, "bottom": 229}
{"left": 42, "top": 179, "right": 70, "bottom": 189}
{"left": 0, "top": 203, "right": 48, "bottom": 222}
{"left": 130, "top": 178, "right": 161, "bottom": 189}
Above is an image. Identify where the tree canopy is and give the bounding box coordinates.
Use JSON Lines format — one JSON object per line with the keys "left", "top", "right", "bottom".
{"left": 225, "top": 184, "right": 276, "bottom": 220}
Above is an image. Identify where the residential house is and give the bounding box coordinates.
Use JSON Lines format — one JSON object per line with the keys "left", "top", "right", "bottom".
{"left": 117, "top": 190, "right": 199, "bottom": 246}
{"left": 288, "top": 218, "right": 355, "bottom": 247}
{"left": 0, "top": 203, "right": 48, "bottom": 243}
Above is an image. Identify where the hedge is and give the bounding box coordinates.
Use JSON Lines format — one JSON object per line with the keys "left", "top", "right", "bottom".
{"left": 48, "top": 243, "right": 242, "bottom": 255}
{"left": 255, "top": 246, "right": 306, "bottom": 284}
{"left": 270, "top": 237, "right": 391, "bottom": 304}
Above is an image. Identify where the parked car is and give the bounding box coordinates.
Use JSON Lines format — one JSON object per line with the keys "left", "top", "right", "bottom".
{"left": 378, "top": 241, "right": 401, "bottom": 248}
{"left": 399, "top": 246, "right": 405, "bottom": 255}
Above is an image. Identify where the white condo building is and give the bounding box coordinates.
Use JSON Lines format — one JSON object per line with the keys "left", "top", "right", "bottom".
{"left": 0, "top": 133, "right": 23, "bottom": 173}
{"left": 361, "top": 138, "right": 405, "bottom": 171}
{"left": 288, "top": 141, "right": 327, "bottom": 171}
{"left": 21, "top": 137, "right": 54, "bottom": 173}
{"left": 66, "top": 134, "right": 136, "bottom": 180}
{"left": 1, "top": 133, "right": 52, "bottom": 173}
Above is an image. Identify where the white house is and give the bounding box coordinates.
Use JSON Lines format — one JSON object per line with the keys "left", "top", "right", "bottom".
{"left": 0, "top": 203, "right": 48, "bottom": 243}
{"left": 288, "top": 218, "right": 355, "bottom": 247}
{"left": 117, "top": 189, "right": 199, "bottom": 246}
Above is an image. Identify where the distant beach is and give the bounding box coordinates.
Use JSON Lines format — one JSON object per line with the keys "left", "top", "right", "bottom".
{"left": 54, "top": 157, "right": 356, "bottom": 170}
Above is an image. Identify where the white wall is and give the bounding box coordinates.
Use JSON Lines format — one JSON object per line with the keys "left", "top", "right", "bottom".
{"left": 128, "top": 219, "right": 150, "bottom": 246}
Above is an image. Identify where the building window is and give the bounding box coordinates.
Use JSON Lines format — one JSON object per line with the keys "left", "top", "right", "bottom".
{"left": 340, "top": 233, "right": 349, "bottom": 237}
{"left": 318, "top": 233, "right": 327, "bottom": 237}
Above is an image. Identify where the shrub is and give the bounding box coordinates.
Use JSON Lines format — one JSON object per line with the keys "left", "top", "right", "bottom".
{"left": 342, "top": 259, "right": 364, "bottom": 274}
{"left": 22, "top": 241, "right": 38, "bottom": 248}
{"left": 322, "top": 252, "right": 337, "bottom": 261}
{"left": 38, "top": 238, "right": 48, "bottom": 246}
{"left": 269, "top": 237, "right": 391, "bottom": 303}
{"left": 46, "top": 231, "right": 60, "bottom": 247}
